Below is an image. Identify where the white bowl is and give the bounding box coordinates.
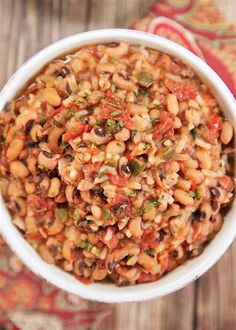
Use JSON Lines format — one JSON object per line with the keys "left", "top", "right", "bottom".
{"left": 0, "top": 29, "right": 235, "bottom": 303}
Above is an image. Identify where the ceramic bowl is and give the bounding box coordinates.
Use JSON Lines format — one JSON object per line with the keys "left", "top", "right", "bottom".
{"left": 0, "top": 29, "right": 235, "bottom": 303}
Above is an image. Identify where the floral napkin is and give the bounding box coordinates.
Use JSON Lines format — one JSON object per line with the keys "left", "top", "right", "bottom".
{"left": 1, "top": 1, "right": 235, "bottom": 329}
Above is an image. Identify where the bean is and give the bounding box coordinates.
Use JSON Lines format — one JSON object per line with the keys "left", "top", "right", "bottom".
{"left": 183, "top": 157, "right": 198, "bottom": 169}
{"left": 91, "top": 205, "right": 102, "bottom": 220}
{"left": 143, "top": 207, "right": 156, "bottom": 221}
{"left": 48, "top": 177, "right": 61, "bottom": 198}
{"left": 106, "top": 140, "right": 125, "bottom": 155}
{"left": 167, "top": 94, "right": 179, "bottom": 115}
{"left": 92, "top": 266, "right": 107, "bottom": 281}
{"left": 10, "top": 161, "right": 29, "bottom": 179}
{"left": 112, "top": 72, "right": 137, "bottom": 92}
{"left": 30, "top": 124, "right": 43, "bottom": 142}
{"left": 177, "top": 178, "right": 191, "bottom": 191}
{"left": 43, "top": 87, "right": 61, "bottom": 107}
{"left": 200, "top": 203, "right": 212, "bottom": 221}
{"left": 70, "top": 57, "right": 84, "bottom": 73}
{"left": 220, "top": 121, "right": 233, "bottom": 144}
{"left": 138, "top": 253, "right": 160, "bottom": 274}
{"left": 128, "top": 103, "right": 148, "bottom": 116}
{"left": 65, "top": 185, "right": 75, "bottom": 203}
{"left": 128, "top": 216, "right": 143, "bottom": 238}
{"left": 25, "top": 180, "right": 36, "bottom": 194}
{"left": 171, "top": 161, "right": 180, "bottom": 172}
{"left": 6, "top": 139, "right": 24, "bottom": 161}
{"left": 48, "top": 127, "right": 64, "bottom": 152}
{"left": 174, "top": 189, "right": 194, "bottom": 206}
{"left": 38, "top": 151, "right": 59, "bottom": 170}
{"left": 25, "top": 215, "right": 38, "bottom": 234}
{"left": 38, "top": 245, "right": 55, "bottom": 264}
{"left": 97, "top": 63, "right": 115, "bottom": 73}
{"left": 115, "top": 128, "right": 130, "bottom": 142}
{"left": 184, "top": 168, "right": 204, "bottom": 184}
{"left": 47, "top": 218, "right": 64, "bottom": 235}
{"left": 106, "top": 42, "right": 129, "bottom": 58}
{"left": 15, "top": 110, "right": 37, "bottom": 127}
{"left": 196, "top": 149, "right": 212, "bottom": 169}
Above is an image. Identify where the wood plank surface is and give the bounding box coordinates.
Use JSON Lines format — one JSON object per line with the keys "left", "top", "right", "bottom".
{"left": 0, "top": 1, "right": 235, "bottom": 330}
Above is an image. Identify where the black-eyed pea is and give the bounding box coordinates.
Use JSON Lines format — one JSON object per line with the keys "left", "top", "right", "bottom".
{"left": 19, "top": 149, "right": 28, "bottom": 160}
{"left": 6, "top": 138, "right": 24, "bottom": 161}
{"left": 106, "top": 140, "right": 125, "bottom": 155}
{"left": 25, "top": 215, "right": 38, "bottom": 234}
{"left": 48, "top": 178, "right": 61, "bottom": 198}
{"left": 63, "top": 260, "right": 74, "bottom": 272}
{"left": 15, "top": 109, "right": 37, "bottom": 127}
{"left": 91, "top": 205, "right": 102, "bottom": 220}
{"left": 106, "top": 42, "right": 129, "bottom": 58}
{"left": 48, "top": 127, "right": 64, "bottom": 152}
{"left": 196, "top": 149, "right": 212, "bottom": 170}
{"left": 174, "top": 189, "right": 194, "bottom": 206}
{"left": 112, "top": 72, "right": 137, "bottom": 92}
{"left": 30, "top": 124, "right": 43, "bottom": 142}
{"left": 10, "top": 161, "right": 29, "bottom": 179}
{"left": 220, "top": 121, "right": 233, "bottom": 145}
{"left": 143, "top": 206, "right": 156, "bottom": 221}
{"left": 14, "top": 197, "right": 27, "bottom": 217}
{"left": 200, "top": 203, "right": 212, "bottom": 221}
{"left": 149, "top": 109, "right": 160, "bottom": 120}
{"left": 171, "top": 161, "right": 180, "bottom": 173}
{"left": 8, "top": 180, "right": 24, "bottom": 197}
{"left": 43, "top": 87, "right": 61, "bottom": 106}
{"left": 38, "top": 244, "right": 55, "bottom": 264}
{"left": 118, "top": 156, "right": 131, "bottom": 178}
{"left": 128, "top": 103, "right": 148, "bottom": 116}
{"left": 97, "top": 63, "right": 115, "bottom": 73}
{"left": 38, "top": 151, "right": 59, "bottom": 170}
{"left": 92, "top": 266, "right": 107, "bottom": 281}
{"left": 177, "top": 178, "right": 191, "bottom": 191}
{"left": 128, "top": 216, "right": 143, "bottom": 238}
{"left": 65, "top": 185, "right": 75, "bottom": 203}
{"left": 183, "top": 157, "right": 198, "bottom": 169}
{"left": 27, "top": 155, "right": 38, "bottom": 174}
{"left": 25, "top": 180, "right": 36, "bottom": 194}
{"left": 47, "top": 218, "right": 64, "bottom": 235}
{"left": 115, "top": 128, "right": 130, "bottom": 142}
{"left": 138, "top": 253, "right": 160, "bottom": 274}
{"left": 184, "top": 168, "right": 204, "bottom": 184}
{"left": 39, "top": 175, "right": 50, "bottom": 190}
{"left": 62, "top": 239, "right": 75, "bottom": 261}
{"left": 167, "top": 94, "right": 179, "bottom": 115}
{"left": 211, "top": 213, "right": 223, "bottom": 232}
{"left": 70, "top": 57, "right": 84, "bottom": 73}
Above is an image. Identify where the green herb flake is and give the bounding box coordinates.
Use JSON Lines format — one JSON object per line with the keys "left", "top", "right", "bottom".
{"left": 151, "top": 117, "right": 160, "bottom": 125}
{"left": 104, "top": 211, "right": 110, "bottom": 219}
{"left": 133, "top": 91, "right": 139, "bottom": 97}
{"left": 107, "top": 119, "right": 116, "bottom": 126}
{"left": 111, "top": 83, "right": 116, "bottom": 92}
{"left": 149, "top": 200, "right": 159, "bottom": 208}
{"left": 70, "top": 213, "right": 80, "bottom": 220}
{"left": 60, "top": 142, "right": 69, "bottom": 149}
{"left": 13, "top": 130, "right": 20, "bottom": 137}
{"left": 137, "top": 72, "right": 153, "bottom": 88}
{"left": 57, "top": 246, "right": 62, "bottom": 252}
{"left": 131, "top": 129, "right": 138, "bottom": 136}
{"left": 116, "top": 204, "right": 127, "bottom": 214}
{"left": 194, "top": 188, "right": 201, "bottom": 201}
{"left": 191, "top": 129, "right": 197, "bottom": 141}
{"left": 108, "top": 101, "right": 120, "bottom": 109}
{"left": 118, "top": 121, "right": 124, "bottom": 128}
{"left": 80, "top": 241, "right": 92, "bottom": 250}
{"left": 111, "top": 109, "right": 122, "bottom": 117}
{"left": 0, "top": 140, "right": 9, "bottom": 145}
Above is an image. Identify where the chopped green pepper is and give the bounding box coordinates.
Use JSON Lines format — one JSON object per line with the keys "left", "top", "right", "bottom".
{"left": 162, "top": 146, "right": 175, "bottom": 160}
{"left": 128, "top": 159, "right": 144, "bottom": 176}
{"left": 137, "top": 72, "right": 153, "bottom": 88}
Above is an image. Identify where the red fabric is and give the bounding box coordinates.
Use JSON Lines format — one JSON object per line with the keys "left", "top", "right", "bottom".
{"left": 131, "top": 0, "right": 236, "bottom": 97}
{"left": 1, "top": 1, "right": 235, "bottom": 328}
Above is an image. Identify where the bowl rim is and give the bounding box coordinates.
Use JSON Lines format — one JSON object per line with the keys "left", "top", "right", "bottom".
{"left": 0, "top": 28, "right": 236, "bottom": 303}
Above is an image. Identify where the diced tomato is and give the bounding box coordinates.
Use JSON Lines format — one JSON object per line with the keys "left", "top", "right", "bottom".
{"left": 164, "top": 78, "right": 197, "bottom": 101}
{"left": 25, "top": 232, "right": 42, "bottom": 241}
{"left": 124, "top": 117, "right": 135, "bottom": 130}
{"left": 138, "top": 272, "right": 158, "bottom": 283}
{"left": 111, "top": 192, "right": 132, "bottom": 219}
{"left": 141, "top": 230, "right": 159, "bottom": 249}
{"left": 90, "top": 48, "right": 101, "bottom": 60}
{"left": 109, "top": 175, "right": 128, "bottom": 187}
{"left": 62, "top": 121, "right": 85, "bottom": 142}
{"left": 50, "top": 105, "right": 65, "bottom": 118}
{"left": 190, "top": 178, "right": 197, "bottom": 192}
{"left": 208, "top": 114, "right": 223, "bottom": 130}
{"left": 153, "top": 111, "right": 175, "bottom": 141}
{"left": 219, "top": 175, "right": 234, "bottom": 192}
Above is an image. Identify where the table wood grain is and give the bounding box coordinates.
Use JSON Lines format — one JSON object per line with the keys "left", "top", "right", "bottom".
{"left": 0, "top": 1, "right": 235, "bottom": 330}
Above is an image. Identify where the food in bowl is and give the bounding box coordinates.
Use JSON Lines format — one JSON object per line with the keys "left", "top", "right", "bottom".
{"left": 0, "top": 41, "right": 234, "bottom": 286}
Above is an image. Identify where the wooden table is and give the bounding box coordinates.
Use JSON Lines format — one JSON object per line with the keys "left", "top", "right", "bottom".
{"left": 0, "top": 1, "right": 235, "bottom": 329}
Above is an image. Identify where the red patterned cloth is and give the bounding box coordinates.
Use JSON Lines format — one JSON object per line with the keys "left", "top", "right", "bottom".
{"left": 131, "top": 0, "right": 236, "bottom": 97}
{"left": 1, "top": 1, "right": 235, "bottom": 329}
